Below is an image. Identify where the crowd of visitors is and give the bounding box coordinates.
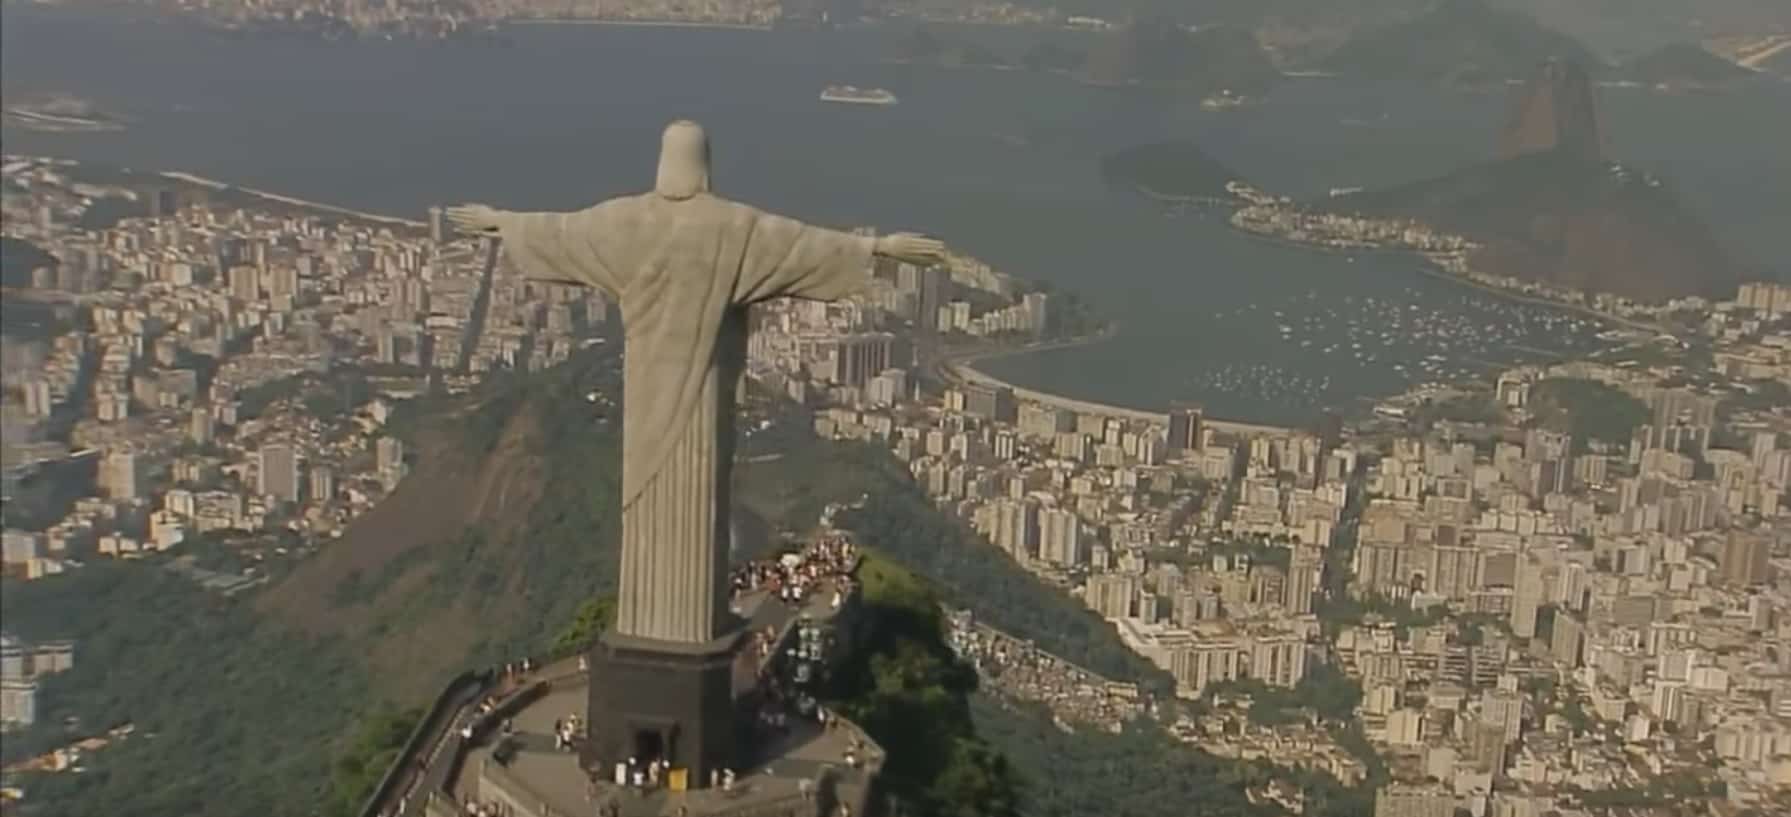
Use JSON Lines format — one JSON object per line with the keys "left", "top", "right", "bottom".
{"left": 729, "top": 534, "right": 858, "bottom": 609}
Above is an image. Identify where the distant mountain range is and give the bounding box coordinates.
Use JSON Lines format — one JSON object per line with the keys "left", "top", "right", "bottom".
{"left": 1310, "top": 0, "right": 1768, "bottom": 87}
{"left": 889, "top": 22, "right": 1283, "bottom": 94}
{"left": 1082, "top": 22, "right": 1283, "bottom": 93}
{"left": 1326, "top": 149, "right": 1739, "bottom": 301}
{"left": 1317, "top": 0, "right": 1604, "bottom": 83}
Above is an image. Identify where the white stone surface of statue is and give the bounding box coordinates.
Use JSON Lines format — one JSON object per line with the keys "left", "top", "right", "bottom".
{"left": 446, "top": 120, "right": 943, "bottom": 645}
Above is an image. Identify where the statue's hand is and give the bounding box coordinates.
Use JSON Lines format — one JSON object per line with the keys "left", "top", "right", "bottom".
{"left": 445, "top": 203, "right": 503, "bottom": 235}
{"left": 874, "top": 232, "right": 946, "bottom": 267}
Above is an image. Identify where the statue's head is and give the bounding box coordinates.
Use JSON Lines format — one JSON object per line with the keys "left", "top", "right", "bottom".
{"left": 655, "top": 120, "right": 711, "bottom": 201}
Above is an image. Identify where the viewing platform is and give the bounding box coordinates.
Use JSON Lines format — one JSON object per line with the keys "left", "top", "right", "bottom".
{"left": 363, "top": 537, "right": 880, "bottom": 817}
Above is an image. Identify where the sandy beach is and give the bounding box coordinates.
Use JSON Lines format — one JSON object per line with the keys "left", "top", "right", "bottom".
{"left": 159, "top": 171, "right": 427, "bottom": 228}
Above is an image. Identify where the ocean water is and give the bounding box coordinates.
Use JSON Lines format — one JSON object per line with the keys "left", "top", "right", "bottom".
{"left": 4, "top": 8, "right": 1786, "bottom": 425}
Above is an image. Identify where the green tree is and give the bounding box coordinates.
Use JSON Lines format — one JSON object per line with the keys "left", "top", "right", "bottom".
{"left": 826, "top": 555, "right": 1019, "bottom": 817}
{"left": 1530, "top": 378, "right": 1649, "bottom": 449}
{"left": 324, "top": 705, "right": 422, "bottom": 817}
{"left": 550, "top": 595, "right": 616, "bottom": 658}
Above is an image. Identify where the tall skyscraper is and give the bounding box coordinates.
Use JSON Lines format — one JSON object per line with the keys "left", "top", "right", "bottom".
{"left": 258, "top": 442, "right": 301, "bottom": 504}
{"left": 99, "top": 450, "right": 140, "bottom": 500}
{"left": 1167, "top": 403, "right": 1204, "bottom": 456}
{"left": 1022, "top": 291, "right": 1049, "bottom": 335}
{"left": 964, "top": 385, "right": 1017, "bottom": 425}
{"left": 1482, "top": 689, "right": 1524, "bottom": 744}
{"left": 427, "top": 205, "right": 445, "bottom": 245}
{"left": 987, "top": 499, "right": 1037, "bottom": 559}
{"left": 22, "top": 380, "right": 53, "bottom": 418}
{"left": 895, "top": 263, "right": 948, "bottom": 331}
{"left": 148, "top": 187, "right": 179, "bottom": 220}
{"left": 1720, "top": 532, "right": 1771, "bottom": 587}
{"left": 266, "top": 266, "right": 299, "bottom": 300}
{"left": 1038, "top": 507, "right": 1082, "bottom": 567}
{"left": 816, "top": 332, "right": 893, "bottom": 388}
{"left": 189, "top": 407, "right": 215, "bottom": 445}
{"left": 376, "top": 437, "right": 406, "bottom": 475}
{"left": 1550, "top": 611, "right": 1586, "bottom": 668}
{"left": 1287, "top": 555, "right": 1321, "bottom": 615}
{"left": 1374, "top": 784, "right": 1456, "bottom": 817}
{"left": 1087, "top": 573, "right": 1138, "bottom": 620}
{"left": 1511, "top": 555, "right": 1546, "bottom": 639}
{"left": 228, "top": 264, "right": 261, "bottom": 302}
{"left": 309, "top": 466, "right": 335, "bottom": 504}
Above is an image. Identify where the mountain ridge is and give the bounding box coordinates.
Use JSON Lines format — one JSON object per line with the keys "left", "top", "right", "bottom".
{"left": 1317, "top": 0, "right": 1606, "bottom": 84}
{"left": 1322, "top": 148, "right": 1741, "bottom": 301}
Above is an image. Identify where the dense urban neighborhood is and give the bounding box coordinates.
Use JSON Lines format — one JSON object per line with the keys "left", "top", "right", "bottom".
{"left": 3, "top": 144, "right": 1790, "bottom": 817}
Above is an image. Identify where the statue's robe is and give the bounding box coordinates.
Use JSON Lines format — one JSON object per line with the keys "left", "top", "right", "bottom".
{"left": 498, "top": 193, "right": 874, "bottom": 644}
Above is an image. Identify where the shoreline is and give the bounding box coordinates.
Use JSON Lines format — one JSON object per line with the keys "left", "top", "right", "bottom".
{"left": 158, "top": 171, "right": 427, "bottom": 228}
{"left": 940, "top": 327, "right": 1295, "bottom": 436}
{"left": 47, "top": 156, "right": 1299, "bottom": 434}
{"left": 506, "top": 18, "right": 770, "bottom": 31}
{"left": 1129, "top": 184, "right": 1235, "bottom": 207}
{"left": 42, "top": 158, "right": 1559, "bottom": 440}
{"left": 4, "top": 109, "right": 127, "bottom": 133}
{"left": 1224, "top": 219, "right": 1666, "bottom": 334}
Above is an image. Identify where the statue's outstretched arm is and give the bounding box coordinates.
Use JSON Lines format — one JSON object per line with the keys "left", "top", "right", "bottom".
{"left": 445, "top": 203, "right": 506, "bottom": 235}
{"left": 873, "top": 233, "right": 947, "bottom": 267}
{"left": 449, "top": 202, "right": 623, "bottom": 296}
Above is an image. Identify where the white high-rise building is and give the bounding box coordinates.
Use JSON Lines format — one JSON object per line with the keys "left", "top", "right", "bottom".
{"left": 100, "top": 450, "right": 141, "bottom": 500}
{"left": 1038, "top": 507, "right": 1083, "bottom": 567}
{"left": 258, "top": 442, "right": 301, "bottom": 503}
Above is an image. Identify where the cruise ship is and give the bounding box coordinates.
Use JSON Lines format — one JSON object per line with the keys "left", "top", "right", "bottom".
{"left": 820, "top": 85, "right": 898, "bottom": 106}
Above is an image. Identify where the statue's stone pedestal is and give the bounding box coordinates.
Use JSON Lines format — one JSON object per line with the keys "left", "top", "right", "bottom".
{"left": 583, "top": 628, "right": 745, "bottom": 786}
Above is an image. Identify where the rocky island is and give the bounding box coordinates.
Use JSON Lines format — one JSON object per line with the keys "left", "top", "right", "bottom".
{"left": 1248, "top": 58, "right": 1744, "bottom": 304}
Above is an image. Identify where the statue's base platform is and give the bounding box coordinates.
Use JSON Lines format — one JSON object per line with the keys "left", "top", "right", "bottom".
{"left": 448, "top": 667, "right": 879, "bottom": 817}
{"left": 582, "top": 629, "right": 746, "bottom": 787}
{"left": 398, "top": 567, "right": 877, "bottom": 817}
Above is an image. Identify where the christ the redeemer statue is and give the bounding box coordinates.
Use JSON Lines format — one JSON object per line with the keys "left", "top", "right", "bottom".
{"left": 447, "top": 120, "right": 944, "bottom": 646}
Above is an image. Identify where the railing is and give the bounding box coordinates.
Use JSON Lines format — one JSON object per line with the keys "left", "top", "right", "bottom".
{"left": 360, "top": 653, "right": 582, "bottom": 817}
{"left": 357, "top": 669, "right": 492, "bottom": 817}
